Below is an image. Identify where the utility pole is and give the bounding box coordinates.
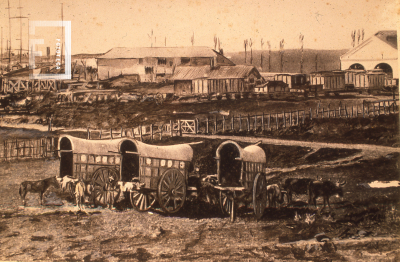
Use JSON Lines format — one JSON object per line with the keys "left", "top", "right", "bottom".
{"left": 1, "top": 27, "right": 3, "bottom": 74}
{"left": 7, "top": 0, "right": 12, "bottom": 67}
{"left": 18, "top": 0, "right": 22, "bottom": 64}
{"left": 61, "top": 3, "right": 64, "bottom": 65}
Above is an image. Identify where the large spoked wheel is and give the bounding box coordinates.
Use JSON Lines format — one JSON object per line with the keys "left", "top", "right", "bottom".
{"left": 253, "top": 173, "right": 267, "bottom": 220}
{"left": 130, "top": 190, "right": 156, "bottom": 211}
{"left": 157, "top": 169, "right": 187, "bottom": 214}
{"left": 219, "top": 191, "right": 236, "bottom": 222}
{"left": 91, "top": 167, "right": 121, "bottom": 207}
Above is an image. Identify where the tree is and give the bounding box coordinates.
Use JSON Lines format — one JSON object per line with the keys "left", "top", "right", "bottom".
{"left": 299, "top": 33, "right": 304, "bottom": 73}
{"left": 267, "top": 41, "right": 271, "bottom": 72}
{"left": 249, "top": 38, "right": 253, "bottom": 64}
{"left": 244, "top": 39, "right": 248, "bottom": 63}
{"left": 260, "top": 38, "right": 264, "bottom": 71}
{"left": 279, "top": 39, "right": 284, "bottom": 72}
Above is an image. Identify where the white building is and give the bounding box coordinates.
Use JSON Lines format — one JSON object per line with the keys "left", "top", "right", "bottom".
{"left": 340, "top": 31, "right": 398, "bottom": 79}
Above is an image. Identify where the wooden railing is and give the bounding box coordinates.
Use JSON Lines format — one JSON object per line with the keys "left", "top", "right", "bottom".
{"left": 85, "top": 99, "right": 398, "bottom": 140}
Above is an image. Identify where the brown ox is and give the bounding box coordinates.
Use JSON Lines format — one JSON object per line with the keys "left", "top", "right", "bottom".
{"left": 282, "top": 178, "right": 314, "bottom": 204}
{"left": 308, "top": 180, "right": 346, "bottom": 210}
{"left": 266, "top": 184, "right": 284, "bottom": 208}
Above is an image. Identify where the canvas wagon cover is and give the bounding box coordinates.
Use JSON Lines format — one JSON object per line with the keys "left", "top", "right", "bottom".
{"left": 215, "top": 140, "right": 266, "bottom": 163}
{"left": 59, "top": 135, "right": 193, "bottom": 161}
{"left": 135, "top": 140, "right": 193, "bottom": 162}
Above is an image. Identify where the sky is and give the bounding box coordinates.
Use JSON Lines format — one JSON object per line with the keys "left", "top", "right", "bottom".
{"left": 0, "top": 0, "right": 397, "bottom": 55}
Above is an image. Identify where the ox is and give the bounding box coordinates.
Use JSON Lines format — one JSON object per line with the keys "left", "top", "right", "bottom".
{"left": 19, "top": 176, "right": 60, "bottom": 206}
{"left": 282, "top": 178, "right": 314, "bottom": 204}
{"left": 266, "top": 184, "right": 284, "bottom": 208}
{"left": 308, "top": 180, "right": 346, "bottom": 210}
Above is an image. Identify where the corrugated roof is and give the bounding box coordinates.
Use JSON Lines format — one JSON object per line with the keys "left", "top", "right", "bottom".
{"left": 170, "top": 66, "right": 211, "bottom": 80}
{"left": 98, "top": 46, "right": 217, "bottom": 59}
{"left": 171, "top": 65, "right": 261, "bottom": 80}
{"left": 209, "top": 65, "right": 261, "bottom": 79}
{"left": 375, "top": 30, "right": 397, "bottom": 49}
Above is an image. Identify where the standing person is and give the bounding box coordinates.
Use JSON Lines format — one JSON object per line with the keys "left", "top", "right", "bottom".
{"left": 105, "top": 175, "right": 117, "bottom": 210}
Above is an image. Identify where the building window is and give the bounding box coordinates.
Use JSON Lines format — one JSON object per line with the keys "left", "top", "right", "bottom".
{"left": 181, "top": 57, "right": 190, "bottom": 64}
{"left": 145, "top": 67, "right": 153, "bottom": 74}
{"left": 158, "top": 58, "right": 166, "bottom": 65}
{"left": 169, "top": 61, "right": 173, "bottom": 66}
{"left": 139, "top": 58, "right": 143, "bottom": 64}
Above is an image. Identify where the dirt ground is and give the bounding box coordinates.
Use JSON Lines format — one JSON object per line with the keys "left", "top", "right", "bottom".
{"left": 0, "top": 131, "right": 399, "bottom": 261}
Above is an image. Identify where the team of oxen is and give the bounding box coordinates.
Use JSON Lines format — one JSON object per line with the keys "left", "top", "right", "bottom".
{"left": 267, "top": 178, "right": 347, "bottom": 210}
{"left": 19, "top": 175, "right": 346, "bottom": 213}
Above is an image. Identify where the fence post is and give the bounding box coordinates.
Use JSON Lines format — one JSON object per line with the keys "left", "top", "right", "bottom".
{"left": 296, "top": 110, "right": 299, "bottom": 125}
{"left": 261, "top": 112, "right": 264, "bottom": 132}
{"left": 239, "top": 115, "right": 242, "bottom": 131}
{"left": 316, "top": 108, "right": 318, "bottom": 119}
{"left": 160, "top": 124, "right": 163, "bottom": 140}
{"left": 170, "top": 120, "right": 173, "bottom": 137}
{"left": 345, "top": 105, "right": 348, "bottom": 118}
{"left": 373, "top": 103, "right": 375, "bottom": 117}
{"left": 151, "top": 124, "right": 154, "bottom": 140}
{"left": 215, "top": 115, "right": 217, "bottom": 133}
{"left": 110, "top": 128, "right": 113, "bottom": 139}
{"left": 206, "top": 117, "right": 209, "bottom": 134}
{"left": 178, "top": 120, "right": 182, "bottom": 136}
{"left": 351, "top": 106, "right": 354, "bottom": 118}
{"left": 276, "top": 113, "right": 279, "bottom": 129}
{"left": 195, "top": 118, "right": 199, "bottom": 134}
{"left": 247, "top": 114, "right": 250, "bottom": 132}
{"left": 254, "top": 114, "right": 257, "bottom": 130}
{"left": 302, "top": 111, "right": 305, "bottom": 124}
{"left": 283, "top": 112, "right": 286, "bottom": 128}
{"left": 100, "top": 128, "right": 102, "bottom": 139}
{"left": 384, "top": 102, "right": 386, "bottom": 115}
{"left": 378, "top": 102, "right": 381, "bottom": 116}
{"left": 231, "top": 115, "right": 234, "bottom": 131}
{"left": 310, "top": 108, "right": 312, "bottom": 120}
{"left": 139, "top": 125, "right": 143, "bottom": 141}
{"left": 328, "top": 107, "right": 330, "bottom": 118}
{"left": 222, "top": 116, "right": 225, "bottom": 132}
{"left": 289, "top": 112, "right": 292, "bottom": 126}
{"left": 268, "top": 114, "right": 270, "bottom": 129}
{"left": 362, "top": 102, "right": 365, "bottom": 118}
{"left": 121, "top": 127, "right": 123, "bottom": 137}
{"left": 338, "top": 107, "right": 341, "bottom": 118}
{"left": 87, "top": 127, "right": 90, "bottom": 140}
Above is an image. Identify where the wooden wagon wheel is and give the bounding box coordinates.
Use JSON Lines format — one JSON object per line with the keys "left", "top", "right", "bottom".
{"left": 130, "top": 190, "right": 156, "bottom": 211}
{"left": 219, "top": 191, "right": 236, "bottom": 222}
{"left": 157, "top": 168, "right": 186, "bottom": 214}
{"left": 253, "top": 173, "right": 267, "bottom": 220}
{"left": 91, "top": 167, "right": 121, "bottom": 208}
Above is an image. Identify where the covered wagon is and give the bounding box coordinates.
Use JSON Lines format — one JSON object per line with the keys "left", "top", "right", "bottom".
{"left": 204, "top": 140, "right": 268, "bottom": 221}
{"left": 58, "top": 135, "right": 198, "bottom": 213}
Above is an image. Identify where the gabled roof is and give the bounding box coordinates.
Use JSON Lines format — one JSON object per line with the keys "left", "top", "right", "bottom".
{"left": 170, "top": 65, "right": 261, "bottom": 80}
{"left": 341, "top": 30, "right": 397, "bottom": 59}
{"left": 209, "top": 65, "right": 261, "bottom": 79}
{"left": 98, "top": 46, "right": 217, "bottom": 59}
{"left": 170, "top": 66, "right": 210, "bottom": 80}
{"left": 374, "top": 30, "right": 397, "bottom": 49}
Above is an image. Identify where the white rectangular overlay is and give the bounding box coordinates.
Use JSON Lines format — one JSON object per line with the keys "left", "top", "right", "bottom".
{"left": 29, "top": 21, "right": 71, "bottom": 80}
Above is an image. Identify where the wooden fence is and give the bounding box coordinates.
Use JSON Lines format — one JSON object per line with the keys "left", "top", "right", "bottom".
{"left": 1, "top": 78, "right": 60, "bottom": 94}
{"left": 0, "top": 137, "right": 58, "bottom": 162}
{"left": 196, "top": 99, "right": 398, "bottom": 134}
{"left": 86, "top": 99, "right": 398, "bottom": 141}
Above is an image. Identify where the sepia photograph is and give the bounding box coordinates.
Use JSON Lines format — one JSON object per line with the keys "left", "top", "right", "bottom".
{"left": 0, "top": 0, "right": 398, "bottom": 260}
